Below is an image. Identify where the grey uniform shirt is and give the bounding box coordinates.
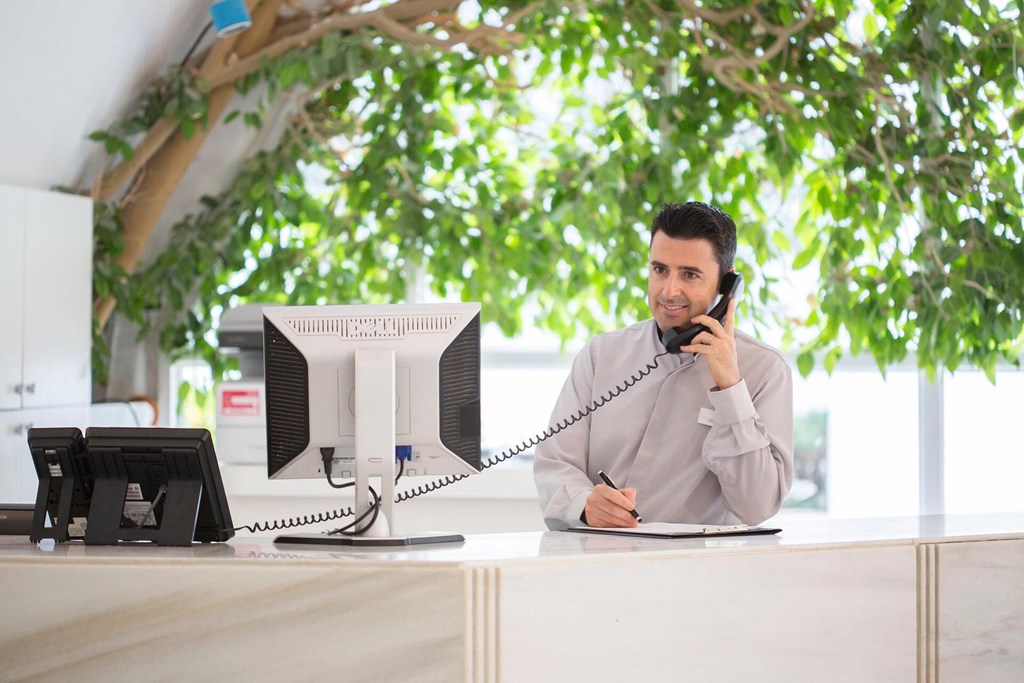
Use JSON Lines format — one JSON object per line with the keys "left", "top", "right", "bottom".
{"left": 533, "top": 319, "right": 794, "bottom": 529}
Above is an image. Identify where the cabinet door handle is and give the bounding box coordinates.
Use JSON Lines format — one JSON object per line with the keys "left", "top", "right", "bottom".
{"left": 13, "top": 422, "right": 33, "bottom": 435}
{"left": 13, "top": 383, "right": 23, "bottom": 395}
{"left": 24, "top": 383, "right": 35, "bottom": 394}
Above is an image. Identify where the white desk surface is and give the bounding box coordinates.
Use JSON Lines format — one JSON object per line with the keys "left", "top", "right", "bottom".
{"left": 2, "top": 511, "right": 1023, "bottom": 566}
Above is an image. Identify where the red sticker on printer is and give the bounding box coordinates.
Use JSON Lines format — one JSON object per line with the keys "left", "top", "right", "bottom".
{"left": 221, "top": 389, "right": 260, "bottom": 416}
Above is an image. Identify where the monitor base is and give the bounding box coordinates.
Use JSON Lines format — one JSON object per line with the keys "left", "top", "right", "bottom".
{"left": 273, "top": 531, "right": 465, "bottom": 547}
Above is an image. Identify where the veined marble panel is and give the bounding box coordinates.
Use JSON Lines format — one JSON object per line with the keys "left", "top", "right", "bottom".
{"left": 936, "top": 538, "right": 1024, "bottom": 682}
{"left": 3, "top": 513, "right": 1024, "bottom": 682}
{"left": 0, "top": 562, "right": 466, "bottom": 682}
{"left": 496, "top": 545, "right": 918, "bottom": 682}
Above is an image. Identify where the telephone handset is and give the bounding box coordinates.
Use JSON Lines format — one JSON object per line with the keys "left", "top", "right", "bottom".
{"left": 663, "top": 272, "right": 743, "bottom": 354}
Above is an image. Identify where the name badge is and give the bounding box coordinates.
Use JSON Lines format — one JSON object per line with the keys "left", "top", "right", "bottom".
{"left": 697, "top": 407, "right": 716, "bottom": 427}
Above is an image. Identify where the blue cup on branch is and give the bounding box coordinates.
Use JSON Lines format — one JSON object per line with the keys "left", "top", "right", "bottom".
{"left": 210, "top": 0, "right": 252, "bottom": 37}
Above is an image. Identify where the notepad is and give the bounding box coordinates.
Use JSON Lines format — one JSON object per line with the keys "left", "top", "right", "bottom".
{"left": 565, "top": 522, "right": 781, "bottom": 539}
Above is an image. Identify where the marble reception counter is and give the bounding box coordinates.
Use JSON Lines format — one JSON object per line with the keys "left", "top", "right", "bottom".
{"left": 1, "top": 513, "right": 1022, "bottom": 682}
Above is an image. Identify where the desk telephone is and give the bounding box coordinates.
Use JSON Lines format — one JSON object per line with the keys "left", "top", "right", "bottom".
{"left": 663, "top": 272, "right": 743, "bottom": 353}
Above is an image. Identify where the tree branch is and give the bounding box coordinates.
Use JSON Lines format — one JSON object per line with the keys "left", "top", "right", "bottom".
{"left": 686, "top": 0, "right": 815, "bottom": 116}
{"left": 676, "top": 0, "right": 761, "bottom": 24}
{"left": 710, "top": 3, "right": 816, "bottom": 75}
{"left": 872, "top": 122, "right": 911, "bottom": 217}
{"left": 385, "top": 160, "right": 430, "bottom": 205}
{"left": 206, "top": 0, "right": 462, "bottom": 89}
{"left": 961, "top": 278, "right": 995, "bottom": 299}
{"left": 369, "top": 12, "right": 452, "bottom": 47}
{"left": 94, "top": 29, "right": 246, "bottom": 202}
{"left": 94, "top": 118, "right": 178, "bottom": 202}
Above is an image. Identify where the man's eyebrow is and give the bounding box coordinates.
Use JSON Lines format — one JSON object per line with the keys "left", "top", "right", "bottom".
{"left": 650, "top": 259, "right": 705, "bottom": 275}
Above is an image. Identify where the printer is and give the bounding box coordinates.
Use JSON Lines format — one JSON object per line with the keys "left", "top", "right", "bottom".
{"left": 214, "top": 304, "right": 267, "bottom": 465}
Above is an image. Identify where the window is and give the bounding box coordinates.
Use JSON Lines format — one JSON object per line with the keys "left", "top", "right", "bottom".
{"left": 481, "top": 357, "right": 572, "bottom": 469}
{"left": 794, "top": 367, "right": 920, "bottom": 518}
{"left": 168, "top": 358, "right": 215, "bottom": 431}
{"left": 944, "top": 370, "right": 1024, "bottom": 514}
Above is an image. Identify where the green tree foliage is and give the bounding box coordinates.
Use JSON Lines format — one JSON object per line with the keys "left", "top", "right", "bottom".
{"left": 93, "top": 0, "right": 1024, "bottom": 380}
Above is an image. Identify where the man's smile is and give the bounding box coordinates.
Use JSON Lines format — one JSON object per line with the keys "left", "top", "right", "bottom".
{"left": 658, "top": 301, "right": 688, "bottom": 315}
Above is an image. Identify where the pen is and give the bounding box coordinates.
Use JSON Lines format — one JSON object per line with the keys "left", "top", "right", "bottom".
{"left": 597, "top": 470, "right": 643, "bottom": 523}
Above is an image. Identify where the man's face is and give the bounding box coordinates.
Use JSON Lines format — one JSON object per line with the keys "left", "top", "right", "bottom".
{"left": 647, "top": 232, "right": 722, "bottom": 333}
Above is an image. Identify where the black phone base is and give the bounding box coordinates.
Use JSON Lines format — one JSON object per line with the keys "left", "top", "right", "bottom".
{"left": 84, "top": 477, "right": 204, "bottom": 547}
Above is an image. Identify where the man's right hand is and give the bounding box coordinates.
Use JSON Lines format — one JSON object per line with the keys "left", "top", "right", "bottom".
{"left": 584, "top": 484, "right": 639, "bottom": 528}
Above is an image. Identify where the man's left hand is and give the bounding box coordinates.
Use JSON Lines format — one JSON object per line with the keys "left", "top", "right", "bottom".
{"left": 679, "top": 298, "right": 742, "bottom": 390}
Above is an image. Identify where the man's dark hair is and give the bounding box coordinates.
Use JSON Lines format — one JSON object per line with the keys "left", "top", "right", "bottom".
{"left": 651, "top": 202, "right": 737, "bottom": 278}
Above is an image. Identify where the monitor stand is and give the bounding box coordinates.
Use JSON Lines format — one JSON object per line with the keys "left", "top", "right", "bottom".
{"left": 273, "top": 532, "right": 465, "bottom": 546}
{"left": 274, "top": 349, "right": 465, "bottom": 548}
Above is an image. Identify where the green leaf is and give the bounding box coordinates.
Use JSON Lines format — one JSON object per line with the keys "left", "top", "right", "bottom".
{"left": 863, "top": 13, "right": 880, "bottom": 41}
{"left": 823, "top": 347, "right": 842, "bottom": 374}
{"left": 797, "top": 351, "right": 815, "bottom": 377}
{"left": 177, "top": 380, "right": 192, "bottom": 407}
{"left": 771, "top": 231, "right": 791, "bottom": 252}
{"left": 792, "top": 244, "right": 819, "bottom": 270}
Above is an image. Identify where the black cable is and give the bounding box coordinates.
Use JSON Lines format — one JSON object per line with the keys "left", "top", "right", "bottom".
{"left": 235, "top": 352, "right": 670, "bottom": 535}
{"left": 328, "top": 486, "right": 380, "bottom": 536}
{"left": 322, "top": 448, "right": 350, "bottom": 490}
{"left": 323, "top": 460, "right": 403, "bottom": 535}
{"left": 325, "top": 459, "right": 406, "bottom": 535}
{"left": 233, "top": 505, "right": 355, "bottom": 534}
{"left": 180, "top": 21, "right": 214, "bottom": 67}
{"left": 232, "top": 449, "right": 354, "bottom": 533}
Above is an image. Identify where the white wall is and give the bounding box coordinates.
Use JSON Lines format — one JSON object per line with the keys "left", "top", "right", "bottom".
{"left": 0, "top": 1, "right": 210, "bottom": 191}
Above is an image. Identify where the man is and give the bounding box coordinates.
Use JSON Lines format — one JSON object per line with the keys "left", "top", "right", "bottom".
{"left": 533, "top": 202, "right": 793, "bottom": 529}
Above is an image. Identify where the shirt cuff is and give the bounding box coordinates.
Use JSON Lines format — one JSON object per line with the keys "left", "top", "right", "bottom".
{"left": 568, "top": 491, "right": 588, "bottom": 526}
{"left": 707, "top": 379, "right": 758, "bottom": 425}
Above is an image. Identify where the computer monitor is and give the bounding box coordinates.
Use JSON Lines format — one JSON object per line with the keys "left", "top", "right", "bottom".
{"left": 262, "top": 302, "right": 482, "bottom": 546}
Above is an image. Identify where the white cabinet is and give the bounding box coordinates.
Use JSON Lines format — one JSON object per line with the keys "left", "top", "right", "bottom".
{"left": 0, "top": 185, "right": 91, "bottom": 410}
{"left": 0, "top": 185, "right": 26, "bottom": 411}
{"left": 22, "top": 188, "right": 92, "bottom": 407}
{"left": 0, "top": 183, "right": 92, "bottom": 503}
{"left": 0, "top": 405, "right": 91, "bottom": 503}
